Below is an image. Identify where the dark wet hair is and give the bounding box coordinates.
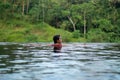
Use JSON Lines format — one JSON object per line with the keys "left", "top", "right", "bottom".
{"left": 53, "top": 35, "right": 60, "bottom": 43}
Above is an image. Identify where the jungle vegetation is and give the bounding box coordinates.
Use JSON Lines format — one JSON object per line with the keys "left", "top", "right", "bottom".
{"left": 0, "top": 0, "right": 120, "bottom": 42}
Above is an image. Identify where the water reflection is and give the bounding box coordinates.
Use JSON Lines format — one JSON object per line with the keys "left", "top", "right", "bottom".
{"left": 0, "top": 42, "right": 120, "bottom": 80}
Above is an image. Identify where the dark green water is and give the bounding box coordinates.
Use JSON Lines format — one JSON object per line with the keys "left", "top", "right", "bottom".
{"left": 0, "top": 42, "right": 120, "bottom": 80}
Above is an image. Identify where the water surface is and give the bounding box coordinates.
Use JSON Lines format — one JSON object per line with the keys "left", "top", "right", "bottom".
{"left": 0, "top": 42, "right": 120, "bottom": 80}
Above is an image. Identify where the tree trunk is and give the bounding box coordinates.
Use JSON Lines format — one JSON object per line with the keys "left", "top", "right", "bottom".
{"left": 26, "top": 0, "right": 30, "bottom": 14}
{"left": 22, "top": 0, "right": 25, "bottom": 15}
{"left": 67, "top": 16, "right": 76, "bottom": 31}
{"left": 83, "top": 11, "right": 86, "bottom": 38}
{"left": 42, "top": 0, "right": 45, "bottom": 22}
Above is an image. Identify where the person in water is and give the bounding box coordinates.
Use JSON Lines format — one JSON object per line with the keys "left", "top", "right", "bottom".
{"left": 51, "top": 35, "right": 62, "bottom": 52}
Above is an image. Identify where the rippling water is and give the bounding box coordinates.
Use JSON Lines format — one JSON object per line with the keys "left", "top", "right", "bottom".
{"left": 0, "top": 42, "right": 120, "bottom": 80}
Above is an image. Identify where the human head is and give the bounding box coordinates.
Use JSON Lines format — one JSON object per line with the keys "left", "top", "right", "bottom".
{"left": 53, "top": 35, "right": 62, "bottom": 43}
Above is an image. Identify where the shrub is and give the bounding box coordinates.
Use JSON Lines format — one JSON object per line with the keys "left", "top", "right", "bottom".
{"left": 72, "top": 30, "right": 80, "bottom": 38}
{"left": 26, "top": 34, "right": 38, "bottom": 42}
{"left": 7, "top": 33, "right": 25, "bottom": 42}
{"left": 87, "top": 29, "right": 108, "bottom": 42}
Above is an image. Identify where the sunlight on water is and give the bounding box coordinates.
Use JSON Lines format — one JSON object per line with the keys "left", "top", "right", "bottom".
{"left": 0, "top": 42, "right": 120, "bottom": 80}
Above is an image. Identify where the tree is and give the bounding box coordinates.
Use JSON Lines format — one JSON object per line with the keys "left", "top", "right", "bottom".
{"left": 79, "top": 2, "right": 95, "bottom": 38}
{"left": 0, "top": 1, "right": 12, "bottom": 20}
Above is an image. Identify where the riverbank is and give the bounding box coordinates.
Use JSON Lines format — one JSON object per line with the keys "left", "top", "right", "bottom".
{"left": 0, "top": 20, "right": 85, "bottom": 42}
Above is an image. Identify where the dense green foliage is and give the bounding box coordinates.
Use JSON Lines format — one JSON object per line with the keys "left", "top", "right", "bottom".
{"left": 0, "top": 0, "right": 120, "bottom": 42}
